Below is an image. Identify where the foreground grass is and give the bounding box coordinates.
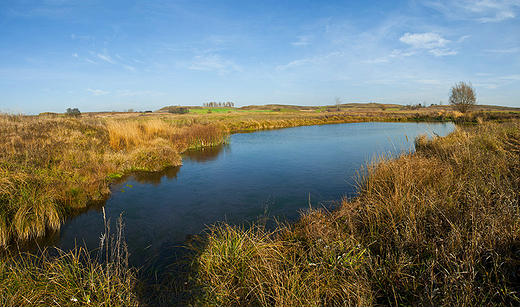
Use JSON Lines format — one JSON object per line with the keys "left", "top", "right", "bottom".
{"left": 190, "top": 120, "right": 520, "bottom": 306}
{"left": 0, "top": 214, "right": 140, "bottom": 306}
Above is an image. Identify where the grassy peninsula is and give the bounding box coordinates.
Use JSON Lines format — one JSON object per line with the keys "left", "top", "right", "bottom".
{"left": 1, "top": 104, "right": 520, "bottom": 306}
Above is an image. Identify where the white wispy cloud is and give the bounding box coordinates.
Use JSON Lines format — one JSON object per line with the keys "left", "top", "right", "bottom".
{"left": 186, "top": 54, "right": 241, "bottom": 73}
{"left": 276, "top": 58, "right": 312, "bottom": 71}
{"left": 292, "top": 36, "right": 312, "bottom": 46}
{"left": 87, "top": 86, "right": 110, "bottom": 96}
{"left": 71, "top": 33, "right": 94, "bottom": 40}
{"left": 97, "top": 52, "right": 116, "bottom": 64}
{"left": 499, "top": 74, "right": 520, "bottom": 81}
{"left": 422, "top": 0, "right": 519, "bottom": 22}
{"left": 474, "top": 83, "right": 499, "bottom": 89}
{"left": 458, "top": 35, "right": 471, "bottom": 43}
{"left": 276, "top": 52, "right": 345, "bottom": 72}
{"left": 399, "top": 32, "right": 449, "bottom": 49}
{"left": 123, "top": 65, "right": 136, "bottom": 72}
{"left": 72, "top": 52, "right": 96, "bottom": 64}
{"left": 429, "top": 49, "right": 459, "bottom": 56}
{"left": 399, "top": 32, "right": 458, "bottom": 57}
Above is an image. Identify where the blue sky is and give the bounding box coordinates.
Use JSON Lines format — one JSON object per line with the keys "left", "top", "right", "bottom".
{"left": 1, "top": 0, "right": 519, "bottom": 114}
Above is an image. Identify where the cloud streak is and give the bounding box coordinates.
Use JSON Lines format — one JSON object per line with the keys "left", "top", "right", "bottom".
{"left": 185, "top": 54, "right": 242, "bottom": 74}
{"left": 97, "top": 52, "right": 116, "bottom": 64}
{"left": 399, "top": 32, "right": 458, "bottom": 57}
{"left": 422, "top": 0, "right": 519, "bottom": 22}
{"left": 87, "top": 85, "right": 109, "bottom": 96}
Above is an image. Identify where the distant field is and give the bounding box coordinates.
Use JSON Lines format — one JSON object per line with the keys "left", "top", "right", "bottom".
{"left": 153, "top": 103, "right": 520, "bottom": 116}
{"left": 189, "top": 108, "right": 236, "bottom": 114}
{"left": 177, "top": 108, "right": 285, "bottom": 114}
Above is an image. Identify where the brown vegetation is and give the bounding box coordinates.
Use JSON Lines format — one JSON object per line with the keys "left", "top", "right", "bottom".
{"left": 2, "top": 106, "right": 520, "bottom": 305}
{"left": 191, "top": 120, "right": 520, "bottom": 306}
{"left": 0, "top": 114, "right": 226, "bottom": 245}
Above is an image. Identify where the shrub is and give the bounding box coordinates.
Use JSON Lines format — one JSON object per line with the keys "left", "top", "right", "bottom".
{"left": 168, "top": 107, "right": 189, "bottom": 114}
{"left": 65, "top": 108, "right": 81, "bottom": 117}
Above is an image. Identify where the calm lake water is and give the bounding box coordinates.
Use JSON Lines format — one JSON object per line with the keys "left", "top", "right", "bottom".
{"left": 56, "top": 122, "right": 455, "bottom": 265}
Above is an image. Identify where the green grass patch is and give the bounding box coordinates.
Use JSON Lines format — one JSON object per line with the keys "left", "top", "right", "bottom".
{"left": 189, "top": 108, "right": 236, "bottom": 114}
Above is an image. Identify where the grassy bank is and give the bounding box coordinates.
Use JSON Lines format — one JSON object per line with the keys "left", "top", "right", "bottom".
{"left": 0, "top": 114, "right": 226, "bottom": 246}
{"left": 190, "top": 120, "right": 520, "bottom": 306}
{"left": 1, "top": 107, "right": 476, "bottom": 245}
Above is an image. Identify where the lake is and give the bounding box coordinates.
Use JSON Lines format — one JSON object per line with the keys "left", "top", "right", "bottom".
{"left": 55, "top": 121, "right": 455, "bottom": 266}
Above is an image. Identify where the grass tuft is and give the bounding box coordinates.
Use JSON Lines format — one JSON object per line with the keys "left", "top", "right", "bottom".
{"left": 0, "top": 213, "right": 140, "bottom": 306}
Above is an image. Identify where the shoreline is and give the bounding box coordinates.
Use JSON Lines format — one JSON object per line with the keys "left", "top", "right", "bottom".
{"left": 2, "top": 108, "right": 518, "bottom": 246}
{"left": 189, "top": 119, "right": 520, "bottom": 306}
{"left": 1, "top": 110, "right": 519, "bottom": 305}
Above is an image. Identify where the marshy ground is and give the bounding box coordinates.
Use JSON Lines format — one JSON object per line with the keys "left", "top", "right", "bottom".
{"left": 1, "top": 104, "right": 520, "bottom": 306}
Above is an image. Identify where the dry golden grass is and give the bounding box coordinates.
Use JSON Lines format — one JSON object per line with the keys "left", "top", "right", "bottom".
{"left": 0, "top": 114, "right": 226, "bottom": 245}
{"left": 190, "top": 120, "right": 520, "bottom": 306}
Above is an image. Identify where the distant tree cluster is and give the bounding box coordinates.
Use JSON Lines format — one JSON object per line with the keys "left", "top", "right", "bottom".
{"left": 65, "top": 108, "right": 81, "bottom": 117}
{"left": 203, "top": 102, "right": 234, "bottom": 107}
{"left": 403, "top": 103, "right": 425, "bottom": 110}
{"left": 168, "top": 107, "right": 189, "bottom": 114}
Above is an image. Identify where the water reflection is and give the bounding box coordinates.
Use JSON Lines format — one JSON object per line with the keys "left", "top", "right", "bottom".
{"left": 54, "top": 122, "right": 455, "bottom": 266}
{"left": 182, "top": 144, "right": 229, "bottom": 163}
{"left": 128, "top": 166, "right": 181, "bottom": 185}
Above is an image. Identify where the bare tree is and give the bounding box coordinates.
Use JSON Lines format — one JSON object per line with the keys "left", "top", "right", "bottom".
{"left": 449, "top": 82, "right": 476, "bottom": 113}
{"left": 335, "top": 96, "right": 341, "bottom": 111}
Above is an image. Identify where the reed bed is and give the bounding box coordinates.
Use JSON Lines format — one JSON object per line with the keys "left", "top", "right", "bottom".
{"left": 190, "top": 120, "right": 520, "bottom": 306}
{"left": 0, "top": 113, "right": 227, "bottom": 245}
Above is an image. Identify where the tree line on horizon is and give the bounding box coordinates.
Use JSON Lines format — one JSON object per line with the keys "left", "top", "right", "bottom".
{"left": 203, "top": 101, "right": 234, "bottom": 108}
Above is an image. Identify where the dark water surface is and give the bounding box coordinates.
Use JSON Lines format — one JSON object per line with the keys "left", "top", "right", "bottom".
{"left": 56, "top": 122, "right": 455, "bottom": 265}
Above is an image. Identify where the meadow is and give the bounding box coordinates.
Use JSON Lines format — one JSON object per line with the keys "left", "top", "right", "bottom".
{"left": 1, "top": 104, "right": 520, "bottom": 305}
